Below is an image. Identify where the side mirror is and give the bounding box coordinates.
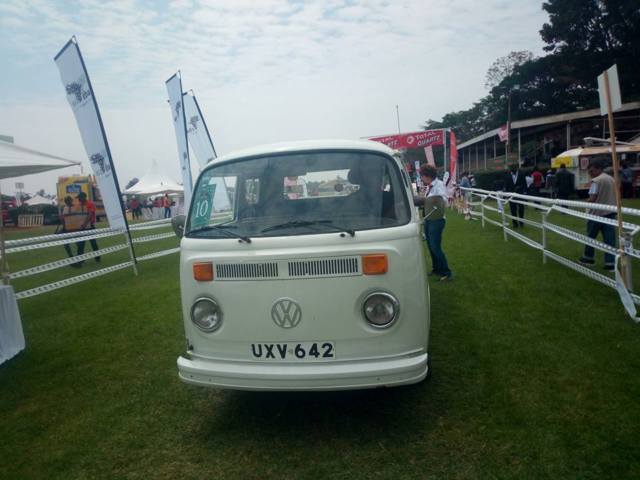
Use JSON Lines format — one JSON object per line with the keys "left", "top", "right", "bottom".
{"left": 171, "top": 214, "right": 186, "bottom": 238}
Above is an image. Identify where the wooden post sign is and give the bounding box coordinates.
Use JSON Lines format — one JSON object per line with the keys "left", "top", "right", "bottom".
{"left": 597, "top": 64, "right": 628, "bottom": 286}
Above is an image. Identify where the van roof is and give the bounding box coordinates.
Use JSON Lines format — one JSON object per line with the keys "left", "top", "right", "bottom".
{"left": 211, "top": 139, "right": 396, "bottom": 165}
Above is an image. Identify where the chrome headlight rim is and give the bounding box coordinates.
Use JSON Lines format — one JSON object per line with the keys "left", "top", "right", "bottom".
{"left": 190, "top": 296, "right": 223, "bottom": 333}
{"left": 362, "top": 291, "right": 400, "bottom": 329}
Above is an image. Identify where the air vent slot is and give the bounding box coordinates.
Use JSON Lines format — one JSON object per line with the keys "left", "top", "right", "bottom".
{"left": 288, "top": 257, "right": 360, "bottom": 278}
{"left": 215, "top": 262, "right": 279, "bottom": 280}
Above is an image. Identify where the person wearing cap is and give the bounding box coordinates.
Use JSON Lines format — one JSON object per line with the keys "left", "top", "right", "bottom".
{"left": 416, "top": 164, "right": 452, "bottom": 281}
{"left": 76, "top": 191, "right": 101, "bottom": 264}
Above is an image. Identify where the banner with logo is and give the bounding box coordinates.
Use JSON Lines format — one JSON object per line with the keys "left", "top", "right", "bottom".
{"left": 183, "top": 91, "right": 231, "bottom": 209}
{"left": 183, "top": 91, "right": 217, "bottom": 169}
{"left": 370, "top": 129, "right": 444, "bottom": 150}
{"left": 166, "top": 72, "right": 193, "bottom": 205}
{"left": 54, "top": 38, "right": 128, "bottom": 232}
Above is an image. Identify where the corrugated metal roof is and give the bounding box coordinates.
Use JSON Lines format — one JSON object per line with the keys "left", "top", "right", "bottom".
{"left": 457, "top": 101, "right": 640, "bottom": 150}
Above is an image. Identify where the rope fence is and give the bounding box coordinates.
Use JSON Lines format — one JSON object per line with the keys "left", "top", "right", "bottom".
{"left": 460, "top": 187, "right": 640, "bottom": 323}
{"left": 1, "top": 218, "right": 178, "bottom": 300}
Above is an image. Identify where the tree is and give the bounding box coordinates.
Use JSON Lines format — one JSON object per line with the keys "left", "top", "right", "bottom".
{"left": 125, "top": 177, "right": 139, "bottom": 190}
{"left": 424, "top": 0, "right": 640, "bottom": 143}
{"left": 540, "top": 0, "right": 640, "bottom": 100}
{"left": 484, "top": 51, "right": 535, "bottom": 90}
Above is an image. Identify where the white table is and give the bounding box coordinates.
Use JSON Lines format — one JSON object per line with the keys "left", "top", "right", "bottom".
{"left": 0, "top": 285, "right": 25, "bottom": 365}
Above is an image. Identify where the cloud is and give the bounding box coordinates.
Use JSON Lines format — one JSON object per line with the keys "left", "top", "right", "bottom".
{"left": 0, "top": 0, "right": 548, "bottom": 193}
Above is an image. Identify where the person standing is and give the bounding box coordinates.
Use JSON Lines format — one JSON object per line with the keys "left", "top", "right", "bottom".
{"left": 545, "top": 168, "right": 557, "bottom": 198}
{"left": 579, "top": 160, "right": 617, "bottom": 271}
{"left": 130, "top": 196, "right": 140, "bottom": 220}
{"left": 418, "top": 164, "right": 452, "bottom": 281}
{"left": 555, "top": 163, "right": 575, "bottom": 200}
{"left": 76, "top": 191, "right": 101, "bottom": 264}
{"left": 621, "top": 162, "right": 634, "bottom": 199}
{"left": 163, "top": 193, "right": 172, "bottom": 218}
{"left": 503, "top": 164, "right": 527, "bottom": 228}
{"left": 530, "top": 166, "right": 544, "bottom": 196}
{"left": 459, "top": 172, "right": 472, "bottom": 214}
{"left": 59, "top": 196, "right": 79, "bottom": 266}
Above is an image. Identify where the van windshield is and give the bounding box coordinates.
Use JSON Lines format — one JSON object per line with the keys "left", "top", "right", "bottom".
{"left": 186, "top": 150, "right": 411, "bottom": 239}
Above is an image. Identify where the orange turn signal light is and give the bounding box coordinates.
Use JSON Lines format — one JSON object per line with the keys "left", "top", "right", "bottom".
{"left": 362, "top": 254, "right": 388, "bottom": 275}
{"left": 193, "top": 262, "right": 214, "bottom": 282}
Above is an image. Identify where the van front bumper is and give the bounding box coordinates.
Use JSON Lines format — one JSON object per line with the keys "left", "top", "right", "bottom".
{"left": 177, "top": 351, "right": 428, "bottom": 391}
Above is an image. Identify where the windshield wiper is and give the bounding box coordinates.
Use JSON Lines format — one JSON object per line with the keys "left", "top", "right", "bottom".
{"left": 188, "top": 224, "right": 252, "bottom": 243}
{"left": 261, "top": 220, "right": 355, "bottom": 237}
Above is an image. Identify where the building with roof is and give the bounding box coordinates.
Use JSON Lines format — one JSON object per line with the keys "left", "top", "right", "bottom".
{"left": 456, "top": 102, "right": 640, "bottom": 173}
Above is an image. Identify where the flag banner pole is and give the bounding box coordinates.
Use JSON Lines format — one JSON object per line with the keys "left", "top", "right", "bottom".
{"left": 183, "top": 91, "right": 231, "bottom": 210}
{"left": 447, "top": 130, "right": 458, "bottom": 199}
{"left": 191, "top": 91, "right": 217, "bottom": 158}
{"left": 166, "top": 72, "right": 193, "bottom": 207}
{"left": 54, "top": 37, "right": 138, "bottom": 275}
{"left": 603, "top": 69, "right": 627, "bottom": 285}
{"left": 443, "top": 128, "right": 448, "bottom": 177}
{"left": 183, "top": 92, "right": 216, "bottom": 169}
{"left": 0, "top": 182, "right": 9, "bottom": 285}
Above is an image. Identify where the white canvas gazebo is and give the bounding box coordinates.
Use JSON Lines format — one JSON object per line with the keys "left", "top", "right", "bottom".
{"left": 123, "top": 159, "right": 184, "bottom": 196}
{"left": 24, "top": 194, "right": 55, "bottom": 206}
{"left": 0, "top": 139, "right": 80, "bottom": 365}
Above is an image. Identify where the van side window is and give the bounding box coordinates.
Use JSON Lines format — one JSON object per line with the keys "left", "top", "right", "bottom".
{"left": 245, "top": 178, "right": 260, "bottom": 205}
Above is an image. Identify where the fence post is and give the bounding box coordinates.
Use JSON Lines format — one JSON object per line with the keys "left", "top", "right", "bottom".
{"left": 542, "top": 208, "right": 550, "bottom": 265}
{"left": 623, "top": 232, "right": 633, "bottom": 291}
{"left": 501, "top": 195, "right": 508, "bottom": 242}
{"left": 480, "top": 195, "right": 486, "bottom": 229}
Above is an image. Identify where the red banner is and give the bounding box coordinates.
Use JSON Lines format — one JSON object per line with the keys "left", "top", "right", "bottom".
{"left": 369, "top": 129, "right": 444, "bottom": 150}
{"left": 448, "top": 130, "right": 458, "bottom": 185}
{"left": 498, "top": 124, "right": 508, "bottom": 142}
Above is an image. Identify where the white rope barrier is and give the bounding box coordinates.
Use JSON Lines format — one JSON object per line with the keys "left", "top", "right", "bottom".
{"left": 9, "top": 244, "right": 129, "bottom": 279}
{"left": 15, "top": 261, "right": 134, "bottom": 299}
{"left": 5, "top": 226, "right": 123, "bottom": 247}
{"left": 6, "top": 229, "right": 129, "bottom": 254}
{"left": 551, "top": 205, "right": 638, "bottom": 231}
{"left": 132, "top": 232, "right": 176, "bottom": 243}
{"left": 2, "top": 217, "right": 180, "bottom": 300}
{"left": 462, "top": 187, "right": 640, "bottom": 317}
{"left": 465, "top": 187, "right": 640, "bottom": 216}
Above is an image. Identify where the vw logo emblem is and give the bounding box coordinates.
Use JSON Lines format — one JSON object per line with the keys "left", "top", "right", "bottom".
{"left": 271, "top": 298, "right": 302, "bottom": 329}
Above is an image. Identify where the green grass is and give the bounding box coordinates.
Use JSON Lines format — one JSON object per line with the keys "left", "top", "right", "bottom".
{"left": 476, "top": 197, "right": 640, "bottom": 288}
{"left": 1, "top": 212, "right": 639, "bottom": 479}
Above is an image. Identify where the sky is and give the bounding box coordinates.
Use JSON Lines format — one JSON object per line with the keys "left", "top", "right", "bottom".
{"left": 0, "top": 0, "right": 549, "bottom": 195}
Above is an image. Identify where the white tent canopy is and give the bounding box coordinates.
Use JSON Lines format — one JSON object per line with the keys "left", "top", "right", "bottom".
{"left": 0, "top": 140, "right": 80, "bottom": 179}
{"left": 24, "top": 194, "right": 54, "bottom": 206}
{"left": 123, "top": 159, "right": 183, "bottom": 195}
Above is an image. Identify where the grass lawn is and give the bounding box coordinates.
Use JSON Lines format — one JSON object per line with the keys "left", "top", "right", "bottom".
{"left": 1, "top": 211, "right": 639, "bottom": 479}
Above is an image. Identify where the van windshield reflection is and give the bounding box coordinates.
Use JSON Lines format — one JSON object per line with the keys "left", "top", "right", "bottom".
{"left": 185, "top": 151, "right": 410, "bottom": 239}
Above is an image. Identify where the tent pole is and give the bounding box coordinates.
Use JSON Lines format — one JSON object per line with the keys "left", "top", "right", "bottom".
{"left": 0, "top": 182, "right": 9, "bottom": 285}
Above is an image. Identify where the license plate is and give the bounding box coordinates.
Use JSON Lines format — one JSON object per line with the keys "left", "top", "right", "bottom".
{"left": 250, "top": 341, "right": 335, "bottom": 361}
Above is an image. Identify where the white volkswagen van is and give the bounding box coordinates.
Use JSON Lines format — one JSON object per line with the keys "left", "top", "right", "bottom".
{"left": 174, "top": 139, "right": 430, "bottom": 390}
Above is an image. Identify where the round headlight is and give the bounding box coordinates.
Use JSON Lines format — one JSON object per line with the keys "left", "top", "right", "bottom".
{"left": 362, "top": 292, "right": 399, "bottom": 328}
{"left": 190, "top": 298, "right": 223, "bottom": 332}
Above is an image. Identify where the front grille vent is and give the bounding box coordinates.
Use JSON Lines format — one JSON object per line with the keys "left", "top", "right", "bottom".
{"left": 215, "top": 262, "right": 279, "bottom": 280}
{"left": 288, "top": 257, "right": 360, "bottom": 278}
